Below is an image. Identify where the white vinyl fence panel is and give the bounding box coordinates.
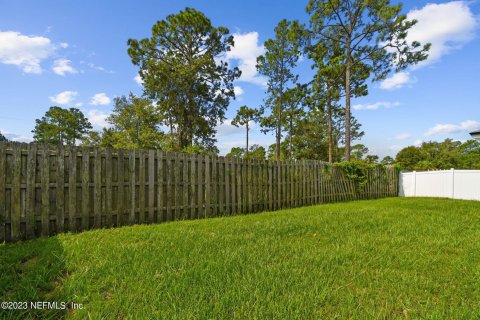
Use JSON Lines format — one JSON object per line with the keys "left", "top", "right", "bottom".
{"left": 399, "top": 169, "right": 480, "bottom": 201}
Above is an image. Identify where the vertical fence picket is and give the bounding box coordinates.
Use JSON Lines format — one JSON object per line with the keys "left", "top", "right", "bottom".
{"left": 68, "top": 147, "right": 77, "bottom": 232}
{"left": 211, "top": 156, "right": 217, "bottom": 216}
{"left": 268, "top": 160, "right": 272, "bottom": 211}
{"left": 117, "top": 149, "right": 124, "bottom": 226}
{"left": 26, "top": 144, "right": 36, "bottom": 239}
{"left": 183, "top": 153, "right": 189, "bottom": 219}
{"left": 105, "top": 148, "right": 113, "bottom": 227}
{"left": 230, "top": 158, "right": 236, "bottom": 215}
{"left": 129, "top": 149, "right": 136, "bottom": 224}
{"left": 165, "top": 152, "right": 172, "bottom": 221}
{"left": 219, "top": 157, "right": 225, "bottom": 215}
{"left": 94, "top": 148, "right": 102, "bottom": 228}
{"left": 197, "top": 154, "right": 204, "bottom": 219}
{"left": 205, "top": 155, "right": 211, "bottom": 217}
{"left": 138, "top": 150, "right": 146, "bottom": 224}
{"left": 42, "top": 145, "right": 51, "bottom": 235}
{"left": 56, "top": 146, "right": 65, "bottom": 233}
{"left": 190, "top": 153, "right": 197, "bottom": 219}
{"left": 148, "top": 150, "right": 155, "bottom": 223}
{"left": 11, "top": 143, "right": 21, "bottom": 240}
{"left": 225, "top": 157, "right": 230, "bottom": 215}
{"left": 174, "top": 153, "right": 180, "bottom": 220}
{"left": 81, "top": 148, "right": 90, "bottom": 230}
{"left": 157, "top": 150, "right": 164, "bottom": 222}
{"left": 0, "top": 143, "right": 5, "bottom": 242}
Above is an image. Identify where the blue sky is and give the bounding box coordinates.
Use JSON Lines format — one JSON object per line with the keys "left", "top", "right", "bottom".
{"left": 0, "top": 0, "right": 479, "bottom": 158}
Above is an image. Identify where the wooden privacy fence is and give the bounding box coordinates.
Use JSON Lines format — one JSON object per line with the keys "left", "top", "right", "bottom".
{"left": 0, "top": 142, "right": 399, "bottom": 242}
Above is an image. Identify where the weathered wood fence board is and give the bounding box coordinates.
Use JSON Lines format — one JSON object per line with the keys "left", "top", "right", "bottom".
{"left": 0, "top": 142, "right": 399, "bottom": 242}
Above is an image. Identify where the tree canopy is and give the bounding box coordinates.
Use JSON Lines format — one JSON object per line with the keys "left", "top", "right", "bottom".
{"left": 128, "top": 7, "right": 241, "bottom": 151}
{"left": 0, "top": 131, "right": 7, "bottom": 142}
{"left": 32, "top": 106, "right": 92, "bottom": 145}
{"left": 106, "top": 94, "right": 165, "bottom": 150}
{"left": 307, "top": 0, "right": 430, "bottom": 160}
{"left": 395, "top": 139, "right": 480, "bottom": 170}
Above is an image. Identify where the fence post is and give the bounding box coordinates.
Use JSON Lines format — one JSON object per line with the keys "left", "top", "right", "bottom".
{"left": 450, "top": 168, "right": 455, "bottom": 199}
{"left": 413, "top": 171, "right": 417, "bottom": 197}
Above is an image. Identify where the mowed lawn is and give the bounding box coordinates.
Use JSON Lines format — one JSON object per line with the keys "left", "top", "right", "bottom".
{"left": 2, "top": 198, "right": 480, "bottom": 319}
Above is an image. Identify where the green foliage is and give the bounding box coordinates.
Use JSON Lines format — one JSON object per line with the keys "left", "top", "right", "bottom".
{"left": 80, "top": 131, "right": 103, "bottom": 147}
{"left": 32, "top": 106, "right": 92, "bottom": 145}
{"left": 128, "top": 7, "right": 240, "bottom": 150}
{"left": 226, "top": 145, "right": 266, "bottom": 160}
{"left": 181, "top": 144, "right": 218, "bottom": 156}
{"left": 278, "top": 104, "right": 364, "bottom": 161}
{"left": 350, "top": 144, "right": 369, "bottom": 160}
{"left": 226, "top": 147, "right": 245, "bottom": 159}
{"left": 231, "top": 106, "right": 263, "bottom": 129}
{"left": 0, "top": 131, "right": 7, "bottom": 142}
{"left": 334, "top": 160, "right": 376, "bottom": 187}
{"left": 246, "top": 145, "right": 266, "bottom": 160}
{"left": 3, "top": 198, "right": 480, "bottom": 319}
{"left": 365, "top": 155, "right": 379, "bottom": 164}
{"left": 106, "top": 94, "right": 165, "bottom": 150}
{"left": 80, "top": 129, "right": 116, "bottom": 148}
{"left": 267, "top": 143, "right": 289, "bottom": 161}
{"left": 395, "top": 139, "right": 480, "bottom": 170}
{"left": 381, "top": 156, "right": 394, "bottom": 165}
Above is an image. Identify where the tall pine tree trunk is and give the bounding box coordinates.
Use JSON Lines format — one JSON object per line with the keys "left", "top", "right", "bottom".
{"left": 246, "top": 122, "right": 249, "bottom": 158}
{"left": 344, "top": 43, "right": 352, "bottom": 161}
{"left": 289, "top": 117, "right": 293, "bottom": 160}
{"left": 277, "top": 84, "right": 283, "bottom": 161}
{"left": 327, "top": 87, "right": 333, "bottom": 164}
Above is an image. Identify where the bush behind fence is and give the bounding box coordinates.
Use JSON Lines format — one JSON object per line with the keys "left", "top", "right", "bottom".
{"left": 0, "top": 142, "right": 399, "bottom": 242}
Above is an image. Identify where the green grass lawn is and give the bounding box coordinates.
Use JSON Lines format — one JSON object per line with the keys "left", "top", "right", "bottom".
{"left": 2, "top": 198, "right": 480, "bottom": 319}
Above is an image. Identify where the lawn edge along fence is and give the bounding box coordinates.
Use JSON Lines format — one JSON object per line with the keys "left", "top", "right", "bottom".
{"left": 0, "top": 142, "right": 399, "bottom": 242}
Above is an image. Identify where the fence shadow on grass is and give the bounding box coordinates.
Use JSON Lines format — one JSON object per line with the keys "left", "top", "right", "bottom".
{"left": 0, "top": 237, "right": 68, "bottom": 319}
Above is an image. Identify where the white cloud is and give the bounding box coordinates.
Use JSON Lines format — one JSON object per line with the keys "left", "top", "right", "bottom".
{"left": 380, "top": 72, "right": 414, "bottom": 90}
{"left": 87, "top": 109, "right": 110, "bottom": 128}
{"left": 0, "top": 129, "right": 33, "bottom": 143}
{"left": 226, "top": 32, "right": 267, "bottom": 86}
{"left": 389, "top": 145, "right": 403, "bottom": 152}
{"left": 134, "top": 74, "right": 143, "bottom": 85}
{"left": 414, "top": 140, "right": 423, "bottom": 147}
{"left": 52, "top": 59, "right": 77, "bottom": 76}
{"left": 406, "top": 1, "right": 477, "bottom": 69}
{"left": 87, "top": 62, "right": 113, "bottom": 73}
{"left": 216, "top": 139, "right": 246, "bottom": 155}
{"left": 424, "top": 120, "right": 480, "bottom": 136}
{"left": 216, "top": 119, "right": 246, "bottom": 136}
{"left": 353, "top": 101, "right": 400, "bottom": 111}
{"left": 381, "top": 2, "right": 477, "bottom": 90}
{"left": 389, "top": 133, "right": 411, "bottom": 141}
{"left": 0, "top": 31, "right": 57, "bottom": 74}
{"left": 90, "top": 93, "right": 111, "bottom": 106}
{"left": 234, "top": 86, "right": 244, "bottom": 97}
{"left": 49, "top": 90, "right": 77, "bottom": 105}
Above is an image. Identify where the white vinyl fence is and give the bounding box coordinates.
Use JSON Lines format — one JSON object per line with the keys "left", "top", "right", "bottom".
{"left": 399, "top": 169, "right": 480, "bottom": 201}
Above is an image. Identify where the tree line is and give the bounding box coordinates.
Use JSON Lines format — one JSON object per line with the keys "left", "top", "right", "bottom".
{"left": 10, "top": 2, "right": 436, "bottom": 166}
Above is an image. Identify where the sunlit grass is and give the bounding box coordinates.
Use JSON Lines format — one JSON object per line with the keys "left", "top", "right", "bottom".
{"left": 2, "top": 198, "right": 480, "bottom": 319}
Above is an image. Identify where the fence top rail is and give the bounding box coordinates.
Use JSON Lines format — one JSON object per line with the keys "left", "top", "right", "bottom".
{"left": 402, "top": 169, "right": 480, "bottom": 175}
